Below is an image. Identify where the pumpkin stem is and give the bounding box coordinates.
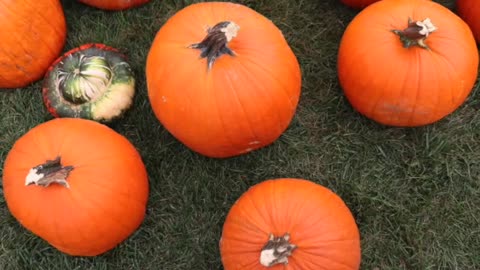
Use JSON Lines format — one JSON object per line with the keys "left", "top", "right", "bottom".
{"left": 392, "top": 18, "right": 437, "bottom": 50}
{"left": 56, "top": 54, "right": 113, "bottom": 104}
{"left": 260, "top": 233, "right": 297, "bottom": 267}
{"left": 25, "top": 157, "right": 74, "bottom": 188}
{"left": 188, "top": 21, "right": 240, "bottom": 70}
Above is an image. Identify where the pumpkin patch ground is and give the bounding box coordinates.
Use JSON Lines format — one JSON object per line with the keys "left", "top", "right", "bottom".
{"left": 1, "top": 0, "right": 479, "bottom": 269}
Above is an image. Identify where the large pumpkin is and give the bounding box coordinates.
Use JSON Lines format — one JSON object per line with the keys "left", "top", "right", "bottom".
{"left": 2, "top": 118, "right": 149, "bottom": 256}
{"left": 340, "top": 0, "right": 380, "bottom": 9}
{"left": 78, "top": 0, "right": 150, "bottom": 10}
{"left": 457, "top": 0, "right": 480, "bottom": 43}
{"left": 42, "top": 43, "right": 136, "bottom": 123}
{"left": 220, "top": 178, "right": 361, "bottom": 269}
{"left": 337, "top": 0, "right": 479, "bottom": 127}
{"left": 0, "top": 0, "right": 66, "bottom": 89}
{"left": 146, "top": 2, "right": 302, "bottom": 158}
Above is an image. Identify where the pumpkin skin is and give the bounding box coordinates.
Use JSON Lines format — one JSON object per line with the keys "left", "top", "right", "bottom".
{"left": 2, "top": 118, "right": 149, "bottom": 256}
{"left": 337, "top": 0, "right": 479, "bottom": 127}
{"left": 340, "top": 0, "right": 380, "bottom": 9}
{"left": 220, "top": 178, "right": 361, "bottom": 269}
{"left": 457, "top": 0, "right": 480, "bottom": 43}
{"left": 0, "top": 0, "right": 66, "bottom": 89}
{"left": 42, "top": 43, "right": 136, "bottom": 123}
{"left": 78, "top": 0, "right": 150, "bottom": 10}
{"left": 146, "top": 2, "right": 302, "bottom": 158}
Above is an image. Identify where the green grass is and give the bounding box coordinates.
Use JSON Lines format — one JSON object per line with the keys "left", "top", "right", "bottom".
{"left": 1, "top": 0, "right": 479, "bottom": 269}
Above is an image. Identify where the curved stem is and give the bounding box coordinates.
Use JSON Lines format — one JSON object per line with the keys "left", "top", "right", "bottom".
{"left": 189, "top": 21, "right": 240, "bottom": 70}
{"left": 25, "top": 157, "right": 73, "bottom": 188}
{"left": 260, "top": 233, "right": 297, "bottom": 267}
{"left": 392, "top": 18, "right": 437, "bottom": 49}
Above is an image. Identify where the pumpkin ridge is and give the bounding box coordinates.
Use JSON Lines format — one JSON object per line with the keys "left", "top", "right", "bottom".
{"left": 242, "top": 191, "right": 272, "bottom": 234}
{"left": 296, "top": 248, "right": 359, "bottom": 269}
{"left": 223, "top": 69, "right": 262, "bottom": 144}
{"left": 220, "top": 234, "right": 264, "bottom": 246}
{"left": 425, "top": 55, "right": 442, "bottom": 124}
{"left": 68, "top": 183, "right": 138, "bottom": 236}
{"left": 241, "top": 55, "right": 298, "bottom": 108}
{"left": 289, "top": 253, "right": 329, "bottom": 270}
{"left": 63, "top": 191, "right": 91, "bottom": 248}
{"left": 68, "top": 154, "right": 143, "bottom": 168}
{"left": 300, "top": 238, "right": 362, "bottom": 246}
{"left": 7, "top": 0, "right": 65, "bottom": 64}
{"left": 368, "top": 66, "right": 394, "bottom": 118}
{"left": 0, "top": 44, "right": 33, "bottom": 80}
{"left": 64, "top": 190, "right": 114, "bottom": 254}
{"left": 429, "top": 49, "right": 459, "bottom": 119}
{"left": 234, "top": 60, "right": 284, "bottom": 136}
{"left": 20, "top": 0, "right": 66, "bottom": 40}
{"left": 28, "top": 128, "right": 61, "bottom": 161}
{"left": 288, "top": 255, "right": 328, "bottom": 270}
{"left": 283, "top": 184, "right": 333, "bottom": 238}
{"left": 13, "top": 22, "right": 59, "bottom": 61}
{"left": 212, "top": 83, "right": 238, "bottom": 151}
{"left": 403, "top": 49, "right": 419, "bottom": 126}
{"left": 268, "top": 180, "right": 281, "bottom": 234}
{"left": 51, "top": 202, "right": 68, "bottom": 252}
{"left": 70, "top": 175, "right": 146, "bottom": 206}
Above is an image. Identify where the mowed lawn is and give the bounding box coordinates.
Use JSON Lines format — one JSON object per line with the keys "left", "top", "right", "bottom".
{"left": 1, "top": 0, "right": 479, "bottom": 269}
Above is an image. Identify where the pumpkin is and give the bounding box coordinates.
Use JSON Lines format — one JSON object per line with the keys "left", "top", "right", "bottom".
{"left": 78, "top": 0, "right": 149, "bottom": 10}
{"left": 42, "top": 43, "right": 136, "bottom": 123}
{"left": 2, "top": 118, "right": 149, "bottom": 256}
{"left": 457, "top": 0, "right": 480, "bottom": 43}
{"left": 146, "top": 2, "right": 302, "bottom": 158}
{"left": 0, "top": 0, "right": 66, "bottom": 89}
{"left": 220, "top": 178, "right": 361, "bottom": 269}
{"left": 337, "top": 0, "right": 479, "bottom": 127}
{"left": 340, "top": 0, "right": 380, "bottom": 9}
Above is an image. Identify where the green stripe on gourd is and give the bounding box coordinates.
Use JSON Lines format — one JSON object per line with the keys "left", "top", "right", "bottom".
{"left": 43, "top": 45, "right": 135, "bottom": 123}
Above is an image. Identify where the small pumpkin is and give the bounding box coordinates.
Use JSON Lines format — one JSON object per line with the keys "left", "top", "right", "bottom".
{"left": 2, "top": 118, "right": 149, "bottom": 256}
{"left": 457, "top": 0, "right": 480, "bottom": 43}
{"left": 220, "top": 178, "right": 361, "bottom": 269}
{"left": 146, "top": 2, "right": 302, "bottom": 158}
{"left": 337, "top": 0, "right": 479, "bottom": 126}
{"left": 78, "top": 0, "right": 149, "bottom": 10}
{"left": 340, "top": 0, "right": 380, "bottom": 9}
{"left": 42, "top": 43, "right": 136, "bottom": 123}
{"left": 0, "top": 0, "right": 66, "bottom": 89}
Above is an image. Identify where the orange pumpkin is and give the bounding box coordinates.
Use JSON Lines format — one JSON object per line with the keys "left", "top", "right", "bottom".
{"left": 340, "top": 0, "right": 380, "bottom": 9}
{"left": 220, "top": 178, "right": 361, "bottom": 269}
{"left": 146, "top": 2, "right": 302, "bottom": 158}
{"left": 78, "top": 0, "right": 149, "bottom": 10}
{"left": 2, "top": 118, "right": 149, "bottom": 256}
{"left": 337, "top": 0, "right": 479, "bottom": 127}
{"left": 457, "top": 0, "right": 480, "bottom": 42}
{"left": 0, "top": 0, "right": 66, "bottom": 89}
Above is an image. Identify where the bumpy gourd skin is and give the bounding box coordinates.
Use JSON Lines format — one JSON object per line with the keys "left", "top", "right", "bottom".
{"left": 0, "top": 0, "right": 66, "bottom": 88}
{"left": 42, "top": 44, "right": 135, "bottom": 123}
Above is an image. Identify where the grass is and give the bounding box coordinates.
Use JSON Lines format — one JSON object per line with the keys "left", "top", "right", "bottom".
{"left": 1, "top": 0, "right": 479, "bottom": 269}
